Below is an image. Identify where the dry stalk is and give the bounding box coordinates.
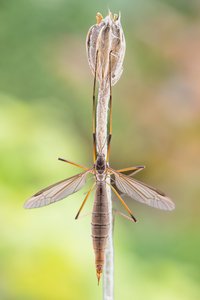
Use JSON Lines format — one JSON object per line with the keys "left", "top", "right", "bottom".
{"left": 86, "top": 11, "right": 125, "bottom": 299}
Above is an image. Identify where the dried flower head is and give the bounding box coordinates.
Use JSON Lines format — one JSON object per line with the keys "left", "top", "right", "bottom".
{"left": 86, "top": 11, "right": 126, "bottom": 88}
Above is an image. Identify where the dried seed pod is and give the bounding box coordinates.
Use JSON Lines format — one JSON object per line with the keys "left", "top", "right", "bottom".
{"left": 86, "top": 11, "right": 126, "bottom": 88}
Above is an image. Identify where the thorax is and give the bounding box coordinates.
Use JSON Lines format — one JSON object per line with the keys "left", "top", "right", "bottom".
{"left": 95, "top": 154, "right": 108, "bottom": 182}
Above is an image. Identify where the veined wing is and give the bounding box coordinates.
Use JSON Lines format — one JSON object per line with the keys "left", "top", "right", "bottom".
{"left": 111, "top": 169, "right": 175, "bottom": 211}
{"left": 24, "top": 171, "right": 90, "bottom": 209}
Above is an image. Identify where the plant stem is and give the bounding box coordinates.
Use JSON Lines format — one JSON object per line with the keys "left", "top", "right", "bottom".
{"left": 96, "top": 87, "right": 114, "bottom": 299}
{"left": 87, "top": 11, "right": 125, "bottom": 298}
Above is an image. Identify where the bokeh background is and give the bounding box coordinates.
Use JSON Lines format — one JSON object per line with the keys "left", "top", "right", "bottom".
{"left": 0, "top": 0, "right": 200, "bottom": 299}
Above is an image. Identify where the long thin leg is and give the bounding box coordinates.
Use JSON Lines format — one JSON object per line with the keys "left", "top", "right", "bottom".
{"left": 109, "top": 184, "right": 137, "bottom": 222}
{"left": 58, "top": 157, "right": 89, "bottom": 171}
{"left": 93, "top": 50, "right": 98, "bottom": 163}
{"left": 75, "top": 183, "right": 95, "bottom": 219}
{"left": 117, "top": 165, "right": 145, "bottom": 175}
{"left": 107, "top": 50, "right": 113, "bottom": 162}
{"left": 113, "top": 209, "right": 136, "bottom": 223}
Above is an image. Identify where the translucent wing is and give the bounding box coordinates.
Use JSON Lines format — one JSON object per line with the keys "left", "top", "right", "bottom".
{"left": 24, "top": 171, "right": 90, "bottom": 209}
{"left": 111, "top": 169, "right": 175, "bottom": 211}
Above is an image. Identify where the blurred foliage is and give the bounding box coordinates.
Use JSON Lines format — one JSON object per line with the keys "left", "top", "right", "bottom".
{"left": 0, "top": 0, "right": 200, "bottom": 299}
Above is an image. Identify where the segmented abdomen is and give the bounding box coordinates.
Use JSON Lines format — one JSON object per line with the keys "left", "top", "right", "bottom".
{"left": 92, "top": 181, "right": 110, "bottom": 281}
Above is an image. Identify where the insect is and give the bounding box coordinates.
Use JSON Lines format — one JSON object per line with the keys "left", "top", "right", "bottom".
{"left": 24, "top": 51, "right": 175, "bottom": 284}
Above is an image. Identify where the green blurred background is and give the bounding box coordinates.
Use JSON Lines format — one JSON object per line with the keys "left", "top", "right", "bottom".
{"left": 0, "top": 0, "right": 200, "bottom": 299}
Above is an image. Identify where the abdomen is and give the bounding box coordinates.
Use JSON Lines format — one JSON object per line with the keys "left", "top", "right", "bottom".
{"left": 92, "top": 181, "right": 109, "bottom": 282}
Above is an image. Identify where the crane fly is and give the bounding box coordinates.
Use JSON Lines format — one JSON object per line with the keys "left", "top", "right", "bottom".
{"left": 24, "top": 51, "right": 175, "bottom": 284}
